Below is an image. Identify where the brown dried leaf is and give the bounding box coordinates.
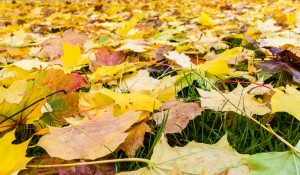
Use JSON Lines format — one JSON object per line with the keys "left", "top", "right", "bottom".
{"left": 120, "top": 121, "right": 151, "bottom": 156}
{"left": 153, "top": 100, "right": 205, "bottom": 134}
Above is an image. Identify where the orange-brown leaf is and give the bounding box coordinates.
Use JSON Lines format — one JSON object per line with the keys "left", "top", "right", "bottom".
{"left": 92, "top": 47, "right": 125, "bottom": 69}
{"left": 153, "top": 100, "right": 205, "bottom": 134}
{"left": 120, "top": 122, "right": 151, "bottom": 156}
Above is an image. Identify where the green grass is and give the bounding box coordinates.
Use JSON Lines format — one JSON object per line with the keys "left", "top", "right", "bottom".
{"left": 114, "top": 69, "right": 300, "bottom": 173}
{"left": 116, "top": 109, "right": 299, "bottom": 173}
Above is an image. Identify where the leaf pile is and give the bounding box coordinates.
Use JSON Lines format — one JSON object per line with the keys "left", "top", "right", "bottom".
{"left": 0, "top": 0, "right": 300, "bottom": 174}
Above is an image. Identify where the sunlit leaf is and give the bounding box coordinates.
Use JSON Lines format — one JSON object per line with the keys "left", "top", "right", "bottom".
{"left": 117, "top": 135, "right": 250, "bottom": 175}
{"left": 0, "top": 129, "right": 32, "bottom": 175}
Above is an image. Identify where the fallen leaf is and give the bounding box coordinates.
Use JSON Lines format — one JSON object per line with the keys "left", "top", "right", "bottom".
{"left": 0, "top": 79, "right": 27, "bottom": 104}
{"left": 117, "top": 69, "right": 160, "bottom": 94}
{"left": 116, "top": 14, "right": 145, "bottom": 37}
{"left": 197, "top": 84, "right": 271, "bottom": 116}
{"left": 89, "top": 62, "right": 136, "bottom": 83}
{"left": 147, "top": 44, "right": 174, "bottom": 61}
{"left": 2, "top": 29, "right": 27, "bottom": 46}
{"left": 38, "top": 106, "right": 140, "bottom": 160}
{"left": 45, "top": 92, "right": 79, "bottom": 120}
{"left": 164, "top": 51, "right": 195, "bottom": 69}
{"left": 197, "top": 47, "right": 243, "bottom": 76}
{"left": 271, "top": 85, "right": 300, "bottom": 121}
{"left": 78, "top": 89, "right": 115, "bottom": 119}
{"left": 258, "top": 37, "right": 300, "bottom": 48}
{"left": 0, "top": 81, "right": 49, "bottom": 131}
{"left": 152, "top": 26, "right": 186, "bottom": 44}
{"left": 92, "top": 47, "right": 125, "bottom": 69}
{"left": 255, "top": 59, "right": 300, "bottom": 83}
{"left": 35, "top": 68, "right": 90, "bottom": 93}
{"left": 117, "top": 134, "right": 250, "bottom": 175}
{"left": 98, "top": 88, "right": 161, "bottom": 114}
{"left": 0, "top": 129, "right": 32, "bottom": 175}
{"left": 256, "top": 19, "right": 282, "bottom": 33}
{"left": 153, "top": 100, "right": 205, "bottom": 134}
{"left": 13, "top": 59, "right": 48, "bottom": 70}
{"left": 115, "top": 39, "right": 151, "bottom": 52}
{"left": 245, "top": 139, "right": 300, "bottom": 175}
{"left": 41, "top": 29, "right": 88, "bottom": 59}
{"left": 61, "top": 43, "right": 88, "bottom": 67}
{"left": 20, "top": 155, "right": 77, "bottom": 175}
{"left": 7, "top": 47, "right": 30, "bottom": 57}
{"left": 154, "top": 75, "right": 178, "bottom": 102}
{"left": 198, "top": 12, "right": 216, "bottom": 26}
{"left": 120, "top": 121, "right": 151, "bottom": 156}
{"left": 0, "top": 67, "right": 31, "bottom": 86}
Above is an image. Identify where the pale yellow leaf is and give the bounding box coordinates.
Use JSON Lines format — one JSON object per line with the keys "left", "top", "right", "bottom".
{"left": 198, "top": 84, "right": 271, "bottom": 116}
{"left": 0, "top": 79, "right": 27, "bottom": 104}
{"left": 164, "top": 51, "right": 195, "bottom": 69}
{"left": 38, "top": 106, "right": 140, "bottom": 160}
{"left": 271, "top": 85, "right": 300, "bottom": 121}
{"left": 117, "top": 69, "right": 160, "bottom": 94}
{"left": 117, "top": 135, "right": 250, "bottom": 175}
{"left": 13, "top": 59, "right": 48, "bottom": 70}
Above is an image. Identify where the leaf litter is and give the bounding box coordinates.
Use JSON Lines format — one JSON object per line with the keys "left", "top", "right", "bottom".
{"left": 0, "top": 0, "right": 300, "bottom": 174}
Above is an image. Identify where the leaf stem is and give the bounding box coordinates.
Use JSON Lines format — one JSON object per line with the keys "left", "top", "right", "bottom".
{"left": 193, "top": 71, "right": 300, "bottom": 153}
{"left": 27, "top": 158, "right": 151, "bottom": 168}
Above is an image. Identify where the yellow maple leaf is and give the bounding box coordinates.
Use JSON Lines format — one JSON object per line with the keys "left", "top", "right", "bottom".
{"left": 0, "top": 79, "right": 27, "bottom": 104}
{"left": 117, "top": 135, "right": 249, "bottom": 175}
{"left": 116, "top": 14, "right": 146, "bottom": 37}
{"left": 0, "top": 130, "right": 32, "bottom": 175}
{"left": 198, "top": 12, "right": 216, "bottom": 26}
{"left": 0, "top": 67, "right": 31, "bottom": 86}
{"left": 38, "top": 105, "right": 141, "bottom": 160}
{"left": 7, "top": 47, "right": 30, "bottom": 57}
{"left": 286, "top": 13, "right": 296, "bottom": 24}
{"left": 117, "top": 69, "right": 160, "bottom": 94}
{"left": 88, "top": 62, "right": 136, "bottom": 83}
{"left": 164, "top": 51, "right": 196, "bottom": 69}
{"left": 99, "top": 88, "right": 161, "bottom": 115}
{"left": 197, "top": 47, "right": 243, "bottom": 76}
{"left": 198, "top": 84, "right": 271, "bottom": 116}
{"left": 271, "top": 86, "right": 300, "bottom": 121}
{"left": 61, "top": 43, "right": 88, "bottom": 67}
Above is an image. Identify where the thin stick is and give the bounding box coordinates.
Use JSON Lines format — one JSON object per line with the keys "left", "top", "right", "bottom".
{"left": 27, "top": 158, "right": 151, "bottom": 168}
